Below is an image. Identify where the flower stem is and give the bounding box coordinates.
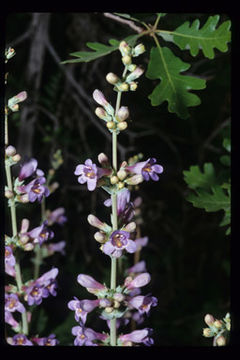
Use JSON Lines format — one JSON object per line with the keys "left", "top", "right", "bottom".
{"left": 5, "top": 114, "right": 29, "bottom": 335}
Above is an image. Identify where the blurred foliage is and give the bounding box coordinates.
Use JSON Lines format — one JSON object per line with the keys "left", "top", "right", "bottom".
{"left": 5, "top": 12, "right": 231, "bottom": 346}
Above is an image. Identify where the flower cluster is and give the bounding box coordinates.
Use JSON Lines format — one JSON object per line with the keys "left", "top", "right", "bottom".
{"left": 4, "top": 49, "right": 66, "bottom": 345}
{"left": 202, "top": 313, "right": 231, "bottom": 346}
{"left": 70, "top": 40, "right": 163, "bottom": 346}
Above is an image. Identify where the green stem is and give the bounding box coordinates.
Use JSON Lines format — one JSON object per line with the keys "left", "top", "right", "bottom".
{"left": 5, "top": 114, "right": 29, "bottom": 335}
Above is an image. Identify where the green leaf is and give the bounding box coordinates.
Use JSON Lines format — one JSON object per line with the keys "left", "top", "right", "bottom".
{"left": 186, "top": 185, "right": 230, "bottom": 213}
{"left": 61, "top": 35, "right": 140, "bottom": 64}
{"left": 146, "top": 46, "right": 206, "bottom": 119}
{"left": 172, "top": 15, "right": 231, "bottom": 59}
{"left": 183, "top": 163, "right": 217, "bottom": 190}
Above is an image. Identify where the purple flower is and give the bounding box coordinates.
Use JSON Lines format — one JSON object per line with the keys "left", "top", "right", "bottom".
{"left": 32, "top": 334, "right": 59, "bottom": 346}
{"left": 128, "top": 295, "right": 158, "bottom": 315}
{"left": 119, "top": 328, "right": 153, "bottom": 346}
{"left": 18, "top": 176, "right": 50, "bottom": 202}
{"left": 46, "top": 207, "right": 67, "bottom": 226}
{"left": 72, "top": 323, "right": 108, "bottom": 346}
{"left": 74, "top": 159, "right": 111, "bottom": 191}
{"left": 46, "top": 241, "right": 66, "bottom": 256}
{"left": 127, "top": 260, "right": 147, "bottom": 275}
{"left": 25, "top": 268, "right": 58, "bottom": 305}
{"left": 5, "top": 311, "right": 19, "bottom": 329}
{"left": 5, "top": 246, "right": 16, "bottom": 277}
{"left": 77, "top": 274, "right": 107, "bottom": 295}
{"left": 68, "top": 297, "right": 100, "bottom": 323}
{"left": 7, "top": 334, "right": 33, "bottom": 346}
{"left": 135, "top": 236, "right": 149, "bottom": 251}
{"left": 104, "top": 188, "right": 135, "bottom": 225}
{"left": 126, "top": 157, "right": 163, "bottom": 181}
{"left": 125, "top": 273, "right": 151, "bottom": 290}
{"left": 102, "top": 230, "right": 137, "bottom": 258}
{"left": 5, "top": 293, "right": 25, "bottom": 313}
{"left": 28, "top": 220, "right": 54, "bottom": 246}
{"left": 18, "top": 158, "right": 38, "bottom": 181}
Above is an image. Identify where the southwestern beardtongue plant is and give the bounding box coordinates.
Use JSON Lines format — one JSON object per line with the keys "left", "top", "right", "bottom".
{"left": 69, "top": 40, "right": 162, "bottom": 346}
{"left": 4, "top": 49, "right": 66, "bottom": 345}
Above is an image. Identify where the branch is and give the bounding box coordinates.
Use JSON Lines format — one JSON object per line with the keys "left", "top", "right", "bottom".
{"left": 103, "top": 13, "right": 144, "bottom": 34}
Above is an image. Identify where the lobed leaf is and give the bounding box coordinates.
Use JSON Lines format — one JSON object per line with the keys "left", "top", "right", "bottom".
{"left": 172, "top": 15, "right": 231, "bottom": 59}
{"left": 146, "top": 46, "right": 206, "bottom": 119}
{"left": 183, "top": 163, "right": 217, "bottom": 190}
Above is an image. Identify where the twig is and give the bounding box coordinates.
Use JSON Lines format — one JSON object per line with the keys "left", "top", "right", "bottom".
{"left": 103, "top": 13, "right": 144, "bottom": 34}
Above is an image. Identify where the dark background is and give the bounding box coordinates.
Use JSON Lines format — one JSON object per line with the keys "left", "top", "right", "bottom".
{"left": 4, "top": 12, "right": 231, "bottom": 346}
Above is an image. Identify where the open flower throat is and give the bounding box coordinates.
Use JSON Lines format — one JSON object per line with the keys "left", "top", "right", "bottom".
{"left": 111, "top": 232, "right": 128, "bottom": 248}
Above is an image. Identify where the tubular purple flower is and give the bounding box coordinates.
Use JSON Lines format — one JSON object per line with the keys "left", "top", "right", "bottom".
{"left": 135, "top": 236, "right": 149, "bottom": 251}
{"left": 18, "top": 158, "right": 38, "bottom": 181}
{"left": 74, "top": 159, "right": 111, "bottom": 191}
{"left": 32, "top": 334, "right": 59, "bottom": 346}
{"left": 5, "top": 293, "right": 26, "bottom": 313}
{"left": 127, "top": 260, "right": 147, "bottom": 275}
{"left": 68, "top": 297, "right": 100, "bottom": 323}
{"left": 5, "top": 310, "right": 19, "bottom": 329}
{"left": 104, "top": 188, "right": 135, "bottom": 225}
{"left": 47, "top": 241, "right": 66, "bottom": 256}
{"left": 46, "top": 207, "right": 67, "bottom": 226}
{"left": 18, "top": 176, "right": 50, "bottom": 202}
{"left": 5, "top": 246, "right": 16, "bottom": 277}
{"left": 77, "top": 274, "right": 106, "bottom": 295}
{"left": 28, "top": 220, "right": 54, "bottom": 246}
{"left": 102, "top": 230, "right": 137, "bottom": 258}
{"left": 126, "top": 157, "right": 163, "bottom": 181}
{"left": 7, "top": 334, "right": 33, "bottom": 346}
{"left": 125, "top": 272, "right": 151, "bottom": 290}
{"left": 119, "top": 328, "right": 153, "bottom": 346}
{"left": 72, "top": 323, "right": 108, "bottom": 346}
{"left": 128, "top": 295, "right": 158, "bottom": 315}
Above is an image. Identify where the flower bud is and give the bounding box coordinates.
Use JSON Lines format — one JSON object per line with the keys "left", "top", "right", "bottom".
{"left": 93, "top": 89, "right": 108, "bottom": 107}
{"left": 125, "top": 174, "right": 144, "bottom": 185}
{"left": 106, "top": 121, "right": 115, "bottom": 130}
{"left": 87, "top": 214, "right": 111, "bottom": 232}
{"left": 119, "top": 83, "right": 129, "bottom": 92}
{"left": 105, "top": 306, "right": 114, "bottom": 313}
{"left": 5, "top": 47, "right": 15, "bottom": 60}
{"left": 117, "top": 182, "right": 125, "bottom": 190}
{"left": 94, "top": 231, "right": 106, "bottom": 244}
{"left": 117, "top": 169, "right": 127, "bottom": 181}
{"left": 124, "top": 222, "right": 136, "bottom": 233}
{"left": 110, "top": 175, "right": 119, "bottom": 185}
{"left": 130, "top": 82, "right": 138, "bottom": 91}
{"left": 12, "top": 154, "right": 21, "bottom": 162}
{"left": 19, "top": 234, "right": 30, "bottom": 245}
{"left": 113, "top": 300, "right": 120, "bottom": 308}
{"left": 203, "top": 328, "right": 212, "bottom": 337}
{"left": 216, "top": 335, "right": 226, "bottom": 346}
{"left": 95, "top": 107, "right": 107, "bottom": 119}
{"left": 122, "top": 55, "right": 132, "bottom": 65}
{"left": 126, "top": 67, "right": 144, "bottom": 82}
{"left": 133, "top": 43, "right": 145, "bottom": 56}
{"left": 213, "top": 320, "right": 223, "bottom": 329}
{"left": 116, "top": 106, "right": 129, "bottom": 122}
{"left": 128, "top": 64, "right": 137, "bottom": 72}
{"left": 113, "top": 293, "right": 125, "bottom": 302}
{"left": 98, "top": 152, "right": 109, "bottom": 166}
{"left": 123, "top": 341, "right": 133, "bottom": 346}
{"left": 106, "top": 72, "right": 119, "bottom": 84}
{"left": 20, "top": 218, "right": 30, "bottom": 233}
{"left": 5, "top": 145, "right": 16, "bottom": 157}
{"left": 204, "top": 314, "right": 215, "bottom": 326}
{"left": 24, "top": 243, "right": 34, "bottom": 251}
{"left": 119, "top": 41, "right": 131, "bottom": 56}
{"left": 5, "top": 189, "right": 14, "bottom": 199}
{"left": 117, "top": 121, "right": 128, "bottom": 131}
{"left": 99, "top": 298, "right": 112, "bottom": 308}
